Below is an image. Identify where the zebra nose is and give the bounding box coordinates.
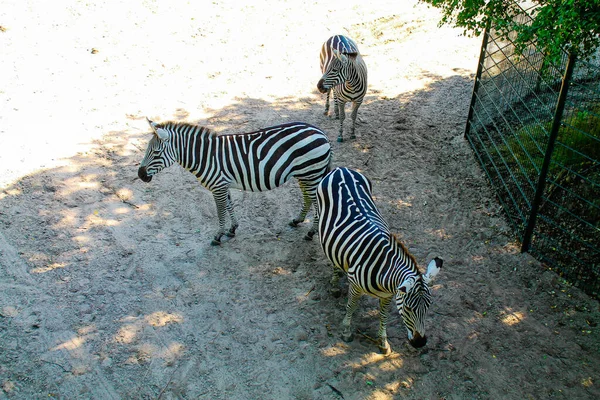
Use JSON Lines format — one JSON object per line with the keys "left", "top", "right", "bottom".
{"left": 317, "top": 79, "right": 328, "bottom": 94}
{"left": 409, "top": 334, "right": 427, "bottom": 348}
{"left": 138, "top": 167, "right": 152, "bottom": 182}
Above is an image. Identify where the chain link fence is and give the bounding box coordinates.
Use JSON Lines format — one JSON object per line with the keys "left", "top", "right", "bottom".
{"left": 464, "top": 3, "right": 600, "bottom": 297}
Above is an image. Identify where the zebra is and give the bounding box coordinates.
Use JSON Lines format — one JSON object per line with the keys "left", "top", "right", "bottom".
{"left": 138, "top": 118, "right": 332, "bottom": 245}
{"left": 317, "top": 167, "right": 442, "bottom": 354}
{"left": 317, "top": 35, "right": 367, "bottom": 143}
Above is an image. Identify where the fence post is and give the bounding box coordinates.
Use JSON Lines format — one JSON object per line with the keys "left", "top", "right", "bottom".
{"left": 521, "top": 52, "right": 577, "bottom": 253}
{"left": 464, "top": 26, "right": 490, "bottom": 138}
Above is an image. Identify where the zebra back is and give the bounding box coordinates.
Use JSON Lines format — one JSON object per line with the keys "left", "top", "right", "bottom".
{"left": 317, "top": 167, "right": 420, "bottom": 293}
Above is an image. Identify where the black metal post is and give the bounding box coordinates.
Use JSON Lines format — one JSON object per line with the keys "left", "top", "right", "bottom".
{"left": 521, "top": 52, "right": 577, "bottom": 253}
{"left": 464, "top": 26, "right": 490, "bottom": 138}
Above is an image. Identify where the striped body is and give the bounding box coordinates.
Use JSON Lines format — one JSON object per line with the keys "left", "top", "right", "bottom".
{"left": 317, "top": 167, "right": 442, "bottom": 353}
{"left": 138, "top": 120, "right": 332, "bottom": 244}
{"left": 317, "top": 35, "right": 367, "bottom": 142}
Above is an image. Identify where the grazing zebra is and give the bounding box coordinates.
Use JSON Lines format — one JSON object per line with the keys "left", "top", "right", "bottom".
{"left": 317, "top": 35, "right": 367, "bottom": 143}
{"left": 317, "top": 167, "right": 442, "bottom": 354}
{"left": 138, "top": 119, "right": 332, "bottom": 245}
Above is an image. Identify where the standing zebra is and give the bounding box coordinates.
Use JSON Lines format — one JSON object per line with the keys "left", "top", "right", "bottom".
{"left": 317, "top": 167, "right": 442, "bottom": 354}
{"left": 138, "top": 119, "right": 332, "bottom": 245}
{"left": 317, "top": 35, "right": 367, "bottom": 143}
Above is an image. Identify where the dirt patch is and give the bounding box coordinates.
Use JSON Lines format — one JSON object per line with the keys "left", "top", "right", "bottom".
{"left": 1, "top": 1, "right": 599, "bottom": 399}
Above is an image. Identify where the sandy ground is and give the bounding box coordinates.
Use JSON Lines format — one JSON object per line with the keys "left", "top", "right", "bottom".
{"left": 1, "top": 1, "right": 599, "bottom": 399}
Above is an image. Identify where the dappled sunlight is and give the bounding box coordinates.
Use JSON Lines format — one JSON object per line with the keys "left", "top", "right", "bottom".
{"left": 471, "top": 255, "right": 484, "bottom": 263}
{"left": 392, "top": 198, "right": 413, "bottom": 209}
{"left": 0, "top": 188, "right": 22, "bottom": 199}
{"left": 348, "top": 351, "right": 404, "bottom": 370}
{"left": 115, "top": 322, "right": 141, "bottom": 345}
{"left": 51, "top": 325, "right": 99, "bottom": 353}
{"left": 115, "top": 312, "right": 184, "bottom": 344}
{"left": 428, "top": 227, "right": 451, "bottom": 240}
{"left": 385, "top": 377, "right": 413, "bottom": 392}
{"left": 72, "top": 235, "right": 90, "bottom": 245}
{"left": 160, "top": 341, "right": 186, "bottom": 363}
{"left": 56, "top": 176, "right": 101, "bottom": 197}
{"left": 31, "top": 262, "right": 66, "bottom": 274}
{"left": 127, "top": 341, "right": 186, "bottom": 365}
{"left": 85, "top": 211, "right": 120, "bottom": 227}
{"left": 500, "top": 309, "right": 526, "bottom": 327}
{"left": 113, "top": 206, "right": 131, "bottom": 215}
{"left": 52, "top": 335, "right": 86, "bottom": 352}
{"left": 321, "top": 342, "right": 351, "bottom": 357}
{"left": 145, "top": 311, "right": 184, "bottom": 327}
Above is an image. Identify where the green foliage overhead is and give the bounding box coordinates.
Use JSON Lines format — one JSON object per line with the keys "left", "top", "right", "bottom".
{"left": 420, "top": 0, "right": 600, "bottom": 63}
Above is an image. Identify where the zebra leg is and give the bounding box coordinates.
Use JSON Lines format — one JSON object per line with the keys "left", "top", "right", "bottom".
{"left": 341, "top": 284, "right": 362, "bottom": 342}
{"left": 324, "top": 89, "right": 331, "bottom": 116}
{"left": 333, "top": 92, "right": 340, "bottom": 120}
{"left": 330, "top": 267, "right": 343, "bottom": 298}
{"left": 225, "top": 192, "right": 239, "bottom": 237}
{"left": 349, "top": 100, "right": 362, "bottom": 140}
{"left": 305, "top": 194, "right": 320, "bottom": 240}
{"left": 210, "top": 188, "right": 229, "bottom": 246}
{"left": 377, "top": 296, "right": 393, "bottom": 355}
{"left": 336, "top": 100, "right": 346, "bottom": 142}
{"left": 304, "top": 181, "right": 321, "bottom": 240}
{"left": 289, "top": 182, "right": 312, "bottom": 239}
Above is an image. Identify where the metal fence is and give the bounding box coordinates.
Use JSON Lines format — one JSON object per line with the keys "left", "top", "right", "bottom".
{"left": 464, "top": 4, "right": 600, "bottom": 298}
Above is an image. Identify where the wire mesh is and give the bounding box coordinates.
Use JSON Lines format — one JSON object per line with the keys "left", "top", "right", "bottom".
{"left": 465, "top": 4, "right": 600, "bottom": 297}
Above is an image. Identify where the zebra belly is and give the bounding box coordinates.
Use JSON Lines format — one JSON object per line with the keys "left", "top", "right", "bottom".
{"left": 347, "top": 272, "right": 393, "bottom": 299}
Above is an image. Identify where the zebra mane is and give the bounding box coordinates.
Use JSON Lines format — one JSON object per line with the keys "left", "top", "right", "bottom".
{"left": 391, "top": 233, "right": 420, "bottom": 274}
{"left": 160, "top": 121, "right": 217, "bottom": 137}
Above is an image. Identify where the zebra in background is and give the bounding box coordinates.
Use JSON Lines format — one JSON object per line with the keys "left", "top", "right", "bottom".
{"left": 138, "top": 119, "right": 332, "bottom": 245}
{"left": 317, "top": 35, "right": 367, "bottom": 143}
{"left": 317, "top": 167, "right": 442, "bottom": 354}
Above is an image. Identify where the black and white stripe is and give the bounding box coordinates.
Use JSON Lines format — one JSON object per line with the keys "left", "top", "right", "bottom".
{"left": 317, "top": 35, "right": 367, "bottom": 143}
{"left": 138, "top": 119, "right": 332, "bottom": 245}
{"left": 317, "top": 167, "right": 442, "bottom": 353}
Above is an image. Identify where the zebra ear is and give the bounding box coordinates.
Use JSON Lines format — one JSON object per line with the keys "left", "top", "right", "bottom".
{"left": 146, "top": 118, "right": 169, "bottom": 141}
{"left": 398, "top": 276, "right": 416, "bottom": 295}
{"left": 423, "top": 257, "right": 443, "bottom": 284}
{"left": 146, "top": 117, "right": 159, "bottom": 131}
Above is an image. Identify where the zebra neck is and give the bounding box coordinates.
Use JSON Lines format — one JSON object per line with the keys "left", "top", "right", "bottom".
{"left": 344, "top": 71, "right": 363, "bottom": 93}
{"left": 173, "top": 126, "right": 216, "bottom": 172}
{"left": 388, "top": 240, "right": 420, "bottom": 287}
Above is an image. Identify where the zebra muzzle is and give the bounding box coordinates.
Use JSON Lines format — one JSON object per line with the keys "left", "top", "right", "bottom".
{"left": 409, "top": 333, "right": 427, "bottom": 348}
{"left": 138, "top": 167, "right": 153, "bottom": 183}
{"left": 317, "top": 79, "right": 328, "bottom": 94}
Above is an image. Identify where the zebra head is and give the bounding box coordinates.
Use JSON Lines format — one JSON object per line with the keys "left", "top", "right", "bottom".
{"left": 317, "top": 49, "right": 356, "bottom": 94}
{"left": 396, "top": 257, "right": 443, "bottom": 348}
{"left": 137, "top": 118, "right": 177, "bottom": 182}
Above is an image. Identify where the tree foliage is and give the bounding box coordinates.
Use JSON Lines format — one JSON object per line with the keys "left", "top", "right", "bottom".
{"left": 420, "top": 0, "right": 600, "bottom": 63}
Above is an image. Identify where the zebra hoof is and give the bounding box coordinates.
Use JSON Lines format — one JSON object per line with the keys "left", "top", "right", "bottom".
{"left": 330, "top": 287, "right": 342, "bottom": 298}
{"left": 226, "top": 230, "right": 236, "bottom": 238}
{"left": 289, "top": 220, "right": 300, "bottom": 228}
{"left": 342, "top": 332, "right": 354, "bottom": 343}
{"left": 379, "top": 342, "right": 392, "bottom": 356}
{"left": 304, "top": 230, "right": 315, "bottom": 241}
{"left": 210, "top": 239, "right": 221, "bottom": 246}
{"left": 349, "top": 134, "right": 356, "bottom": 140}
{"left": 337, "top": 136, "right": 344, "bottom": 143}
